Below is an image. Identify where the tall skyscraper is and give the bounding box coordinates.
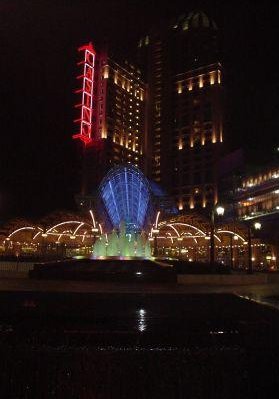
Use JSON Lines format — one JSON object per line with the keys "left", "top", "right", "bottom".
{"left": 138, "top": 11, "right": 224, "bottom": 211}
{"left": 73, "top": 43, "right": 147, "bottom": 195}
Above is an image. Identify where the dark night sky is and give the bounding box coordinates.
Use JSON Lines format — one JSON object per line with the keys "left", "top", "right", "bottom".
{"left": 0, "top": 0, "right": 279, "bottom": 220}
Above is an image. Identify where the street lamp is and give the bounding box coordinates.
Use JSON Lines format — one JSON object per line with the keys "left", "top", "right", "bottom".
{"left": 247, "top": 221, "right": 262, "bottom": 274}
{"left": 210, "top": 205, "right": 225, "bottom": 267}
{"left": 216, "top": 206, "right": 225, "bottom": 217}
{"left": 152, "top": 211, "right": 161, "bottom": 257}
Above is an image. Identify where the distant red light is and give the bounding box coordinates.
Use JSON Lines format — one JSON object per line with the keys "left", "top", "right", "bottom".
{"left": 72, "top": 42, "right": 96, "bottom": 145}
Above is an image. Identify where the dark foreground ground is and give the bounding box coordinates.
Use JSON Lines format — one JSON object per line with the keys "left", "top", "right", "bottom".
{"left": 1, "top": 289, "right": 279, "bottom": 398}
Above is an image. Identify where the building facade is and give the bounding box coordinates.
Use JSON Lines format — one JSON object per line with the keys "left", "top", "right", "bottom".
{"left": 235, "top": 165, "right": 279, "bottom": 220}
{"left": 73, "top": 44, "right": 147, "bottom": 194}
{"left": 138, "top": 11, "right": 224, "bottom": 211}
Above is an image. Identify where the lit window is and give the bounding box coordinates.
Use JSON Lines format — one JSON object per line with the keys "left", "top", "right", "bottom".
{"left": 220, "top": 127, "right": 223, "bottom": 143}
{"left": 103, "top": 65, "right": 109, "bottom": 79}
{"left": 177, "top": 82, "right": 182, "bottom": 94}
{"left": 189, "top": 198, "right": 195, "bottom": 209}
{"left": 218, "top": 70, "right": 221, "bottom": 84}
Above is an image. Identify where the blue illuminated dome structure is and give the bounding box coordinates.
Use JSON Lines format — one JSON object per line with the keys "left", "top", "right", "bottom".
{"left": 99, "top": 165, "right": 151, "bottom": 233}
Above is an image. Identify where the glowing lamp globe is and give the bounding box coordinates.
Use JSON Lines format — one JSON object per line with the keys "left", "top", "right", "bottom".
{"left": 216, "top": 206, "right": 225, "bottom": 216}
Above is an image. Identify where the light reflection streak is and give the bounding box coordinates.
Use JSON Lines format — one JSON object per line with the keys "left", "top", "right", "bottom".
{"left": 137, "top": 308, "right": 147, "bottom": 332}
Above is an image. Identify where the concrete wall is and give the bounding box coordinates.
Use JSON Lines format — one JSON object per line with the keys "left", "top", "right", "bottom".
{"left": 1, "top": 260, "right": 279, "bottom": 285}
{"left": 0, "top": 261, "right": 34, "bottom": 278}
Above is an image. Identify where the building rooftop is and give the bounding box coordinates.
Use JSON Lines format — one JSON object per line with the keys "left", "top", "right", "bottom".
{"left": 173, "top": 11, "right": 218, "bottom": 31}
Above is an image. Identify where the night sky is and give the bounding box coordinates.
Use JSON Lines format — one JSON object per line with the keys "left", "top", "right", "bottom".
{"left": 0, "top": 0, "right": 279, "bottom": 220}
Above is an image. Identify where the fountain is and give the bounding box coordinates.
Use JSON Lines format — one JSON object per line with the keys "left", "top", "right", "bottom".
{"left": 92, "top": 165, "right": 153, "bottom": 259}
{"left": 93, "top": 222, "right": 151, "bottom": 258}
{"left": 29, "top": 165, "right": 176, "bottom": 283}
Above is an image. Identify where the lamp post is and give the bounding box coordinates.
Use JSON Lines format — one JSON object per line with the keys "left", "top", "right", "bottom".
{"left": 231, "top": 235, "right": 239, "bottom": 270}
{"left": 92, "top": 227, "right": 98, "bottom": 245}
{"left": 229, "top": 234, "right": 233, "bottom": 270}
{"left": 177, "top": 237, "right": 183, "bottom": 257}
{"left": 210, "top": 205, "right": 225, "bottom": 267}
{"left": 41, "top": 232, "right": 47, "bottom": 258}
{"left": 247, "top": 221, "right": 262, "bottom": 274}
{"left": 153, "top": 228, "right": 159, "bottom": 257}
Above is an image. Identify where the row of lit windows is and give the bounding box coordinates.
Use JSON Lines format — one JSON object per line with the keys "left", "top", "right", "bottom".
{"left": 238, "top": 190, "right": 279, "bottom": 208}
{"left": 111, "top": 109, "right": 142, "bottom": 122}
{"left": 175, "top": 133, "right": 222, "bottom": 149}
{"left": 238, "top": 196, "right": 279, "bottom": 217}
{"left": 113, "top": 132, "right": 140, "bottom": 142}
{"left": 113, "top": 152, "right": 139, "bottom": 161}
{"left": 103, "top": 62, "right": 141, "bottom": 80}
{"left": 112, "top": 96, "right": 142, "bottom": 109}
{"left": 177, "top": 195, "right": 215, "bottom": 210}
{"left": 242, "top": 169, "right": 279, "bottom": 188}
{"left": 103, "top": 66, "right": 145, "bottom": 101}
{"left": 176, "top": 70, "right": 221, "bottom": 94}
{"left": 112, "top": 159, "right": 139, "bottom": 168}
{"left": 112, "top": 138, "right": 140, "bottom": 153}
{"left": 113, "top": 133, "right": 140, "bottom": 143}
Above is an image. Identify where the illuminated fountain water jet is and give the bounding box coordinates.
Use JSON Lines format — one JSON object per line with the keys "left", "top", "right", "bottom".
{"left": 93, "top": 223, "right": 151, "bottom": 258}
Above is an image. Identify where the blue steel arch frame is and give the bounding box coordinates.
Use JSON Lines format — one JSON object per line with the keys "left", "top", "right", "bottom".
{"left": 99, "top": 165, "right": 151, "bottom": 232}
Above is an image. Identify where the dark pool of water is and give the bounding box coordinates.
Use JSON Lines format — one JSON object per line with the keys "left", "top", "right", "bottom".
{"left": 0, "top": 292, "right": 279, "bottom": 398}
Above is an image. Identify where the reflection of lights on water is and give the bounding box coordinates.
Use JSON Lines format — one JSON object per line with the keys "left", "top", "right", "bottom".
{"left": 96, "top": 346, "right": 179, "bottom": 352}
{"left": 210, "top": 330, "right": 239, "bottom": 335}
{"left": 137, "top": 308, "right": 147, "bottom": 332}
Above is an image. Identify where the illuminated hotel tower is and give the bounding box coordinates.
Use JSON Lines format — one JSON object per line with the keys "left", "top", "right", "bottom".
{"left": 138, "top": 11, "right": 224, "bottom": 211}
{"left": 73, "top": 43, "right": 146, "bottom": 194}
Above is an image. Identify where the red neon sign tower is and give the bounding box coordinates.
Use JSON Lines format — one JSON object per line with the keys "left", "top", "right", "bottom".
{"left": 73, "top": 42, "right": 96, "bottom": 145}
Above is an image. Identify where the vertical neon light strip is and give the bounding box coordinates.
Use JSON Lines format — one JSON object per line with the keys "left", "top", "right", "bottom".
{"left": 109, "top": 181, "right": 121, "bottom": 225}
{"left": 73, "top": 42, "right": 96, "bottom": 145}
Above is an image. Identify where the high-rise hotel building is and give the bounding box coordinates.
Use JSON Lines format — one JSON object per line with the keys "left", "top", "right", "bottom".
{"left": 73, "top": 44, "right": 146, "bottom": 194}
{"left": 138, "top": 11, "right": 224, "bottom": 211}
